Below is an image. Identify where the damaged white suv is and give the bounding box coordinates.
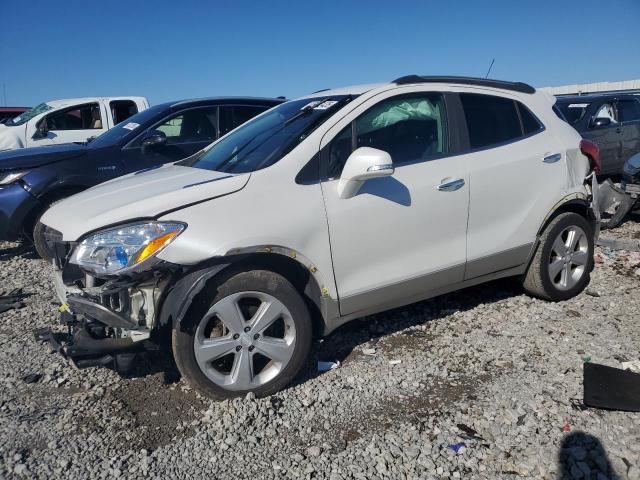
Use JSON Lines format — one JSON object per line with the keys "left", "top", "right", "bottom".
{"left": 39, "top": 76, "right": 601, "bottom": 399}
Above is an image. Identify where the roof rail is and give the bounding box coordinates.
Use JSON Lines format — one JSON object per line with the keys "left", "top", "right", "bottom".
{"left": 392, "top": 75, "right": 536, "bottom": 94}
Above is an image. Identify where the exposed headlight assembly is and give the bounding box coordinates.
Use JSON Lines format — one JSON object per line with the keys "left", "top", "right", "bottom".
{"left": 71, "top": 222, "right": 185, "bottom": 276}
{"left": 0, "top": 171, "right": 29, "bottom": 185}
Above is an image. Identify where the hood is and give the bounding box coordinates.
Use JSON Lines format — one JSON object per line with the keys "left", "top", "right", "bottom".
{"left": 0, "top": 143, "right": 88, "bottom": 170}
{"left": 41, "top": 164, "right": 250, "bottom": 241}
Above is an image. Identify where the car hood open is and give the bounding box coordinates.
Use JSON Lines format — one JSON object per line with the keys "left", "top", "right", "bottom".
{"left": 0, "top": 143, "right": 88, "bottom": 170}
{"left": 41, "top": 164, "right": 250, "bottom": 241}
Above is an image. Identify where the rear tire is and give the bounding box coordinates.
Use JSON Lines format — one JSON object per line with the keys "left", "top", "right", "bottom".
{"left": 173, "top": 269, "right": 312, "bottom": 399}
{"left": 523, "top": 212, "right": 594, "bottom": 301}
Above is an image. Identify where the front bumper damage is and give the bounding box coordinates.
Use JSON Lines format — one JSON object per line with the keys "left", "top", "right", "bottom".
{"left": 35, "top": 242, "right": 175, "bottom": 371}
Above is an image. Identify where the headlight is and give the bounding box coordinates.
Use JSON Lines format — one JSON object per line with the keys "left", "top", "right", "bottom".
{"left": 71, "top": 222, "right": 185, "bottom": 276}
{"left": 0, "top": 171, "right": 29, "bottom": 185}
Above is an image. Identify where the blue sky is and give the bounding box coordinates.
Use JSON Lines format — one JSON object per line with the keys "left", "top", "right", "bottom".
{"left": 2, "top": 0, "right": 639, "bottom": 106}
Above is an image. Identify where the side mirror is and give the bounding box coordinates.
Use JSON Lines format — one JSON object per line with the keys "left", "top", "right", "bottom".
{"left": 337, "top": 147, "right": 394, "bottom": 199}
{"left": 32, "top": 120, "right": 48, "bottom": 140}
{"left": 591, "top": 117, "right": 612, "bottom": 128}
{"left": 141, "top": 130, "right": 167, "bottom": 150}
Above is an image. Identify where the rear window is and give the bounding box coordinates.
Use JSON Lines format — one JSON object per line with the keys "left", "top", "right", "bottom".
{"left": 617, "top": 99, "right": 640, "bottom": 122}
{"left": 557, "top": 102, "right": 590, "bottom": 126}
{"left": 460, "top": 93, "right": 522, "bottom": 149}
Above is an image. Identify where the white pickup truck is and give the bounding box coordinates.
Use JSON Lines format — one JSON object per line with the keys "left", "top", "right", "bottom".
{"left": 0, "top": 96, "right": 149, "bottom": 151}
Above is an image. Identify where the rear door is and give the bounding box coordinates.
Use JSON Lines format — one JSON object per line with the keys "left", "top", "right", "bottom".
{"left": 616, "top": 98, "right": 640, "bottom": 168}
{"left": 109, "top": 100, "right": 139, "bottom": 128}
{"left": 461, "top": 92, "right": 565, "bottom": 279}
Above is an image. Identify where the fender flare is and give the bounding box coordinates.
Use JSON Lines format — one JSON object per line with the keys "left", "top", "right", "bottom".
{"left": 158, "top": 245, "right": 334, "bottom": 330}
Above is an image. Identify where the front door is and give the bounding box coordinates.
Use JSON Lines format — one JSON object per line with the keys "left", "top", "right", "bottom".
{"left": 28, "top": 103, "right": 108, "bottom": 147}
{"left": 320, "top": 90, "right": 469, "bottom": 316}
{"left": 121, "top": 106, "right": 219, "bottom": 173}
{"left": 585, "top": 101, "right": 623, "bottom": 176}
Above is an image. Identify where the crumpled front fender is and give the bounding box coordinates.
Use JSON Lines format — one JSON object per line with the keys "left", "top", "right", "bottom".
{"left": 158, "top": 262, "right": 231, "bottom": 328}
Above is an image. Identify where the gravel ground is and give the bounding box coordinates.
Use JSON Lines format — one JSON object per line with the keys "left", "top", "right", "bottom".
{"left": 1, "top": 219, "right": 639, "bottom": 480}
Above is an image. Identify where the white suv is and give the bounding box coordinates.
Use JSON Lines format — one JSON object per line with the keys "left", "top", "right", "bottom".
{"left": 40, "top": 76, "right": 601, "bottom": 399}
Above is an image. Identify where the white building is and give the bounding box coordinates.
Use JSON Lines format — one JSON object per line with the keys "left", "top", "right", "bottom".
{"left": 539, "top": 79, "right": 640, "bottom": 96}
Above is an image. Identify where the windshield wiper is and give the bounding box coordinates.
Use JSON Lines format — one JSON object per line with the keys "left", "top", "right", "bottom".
{"left": 284, "top": 104, "right": 315, "bottom": 126}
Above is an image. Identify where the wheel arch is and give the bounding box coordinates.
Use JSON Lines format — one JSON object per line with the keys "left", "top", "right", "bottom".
{"left": 536, "top": 197, "right": 595, "bottom": 237}
{"left": 23, "top": 184, "right": 89, "bottom": 239}
{"left": 158, "top": 249, "right": 331, "bottom": 338}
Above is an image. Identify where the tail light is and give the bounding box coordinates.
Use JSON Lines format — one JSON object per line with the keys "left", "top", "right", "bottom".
{"left": 580, "top": 139, "right": 600, "bottom": 175}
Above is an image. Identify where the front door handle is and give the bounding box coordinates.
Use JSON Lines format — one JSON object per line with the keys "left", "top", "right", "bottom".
{"left": 543, "top": 153, "right": 562, "bottom": 163}
{"left": 437, "top": 178, "right": 465, "bottom": 191}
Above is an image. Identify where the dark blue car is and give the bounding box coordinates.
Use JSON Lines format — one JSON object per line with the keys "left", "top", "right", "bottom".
{"left": 0, "top": 97, "right": 283, "bottom": 260}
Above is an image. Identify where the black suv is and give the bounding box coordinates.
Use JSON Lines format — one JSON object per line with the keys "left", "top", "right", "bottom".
{"left": 0, "top": 97, "right": 283, "bottom": 260}
{"left": 555, "top": 94, "right": 640, "bottom": 176}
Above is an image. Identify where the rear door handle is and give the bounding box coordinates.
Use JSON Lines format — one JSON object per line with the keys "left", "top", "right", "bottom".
{"left": 543, "top": 153, "right": 561, "bottom": 163}
{"left": 437, "top": 178, "right": 465, "bottom": 191}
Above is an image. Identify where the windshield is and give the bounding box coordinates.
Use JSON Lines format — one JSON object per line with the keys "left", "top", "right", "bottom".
{"left": 5, "top": 103, "right": 53, "bottom": 126}
{"left": 557, "top": 102, "right": 590, "bottom": 126}
{"left": 179, "top": 95, "right": 353, "bottom": 173}
{"left": 89, "top": 104, "right": 168, "bottom": 148}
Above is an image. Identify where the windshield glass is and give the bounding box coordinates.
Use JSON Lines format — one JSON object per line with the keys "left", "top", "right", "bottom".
{"left": 557, "top": 102, "right": 590, "bottom": 126}
{"left": 5, "top": 103, "right": 53, "bottom": 126}
{"left": 179, "top": 95, "right": 353, "bottom": 173}
{"left": 89, "top": 104, "right": 168, "bottom": 148}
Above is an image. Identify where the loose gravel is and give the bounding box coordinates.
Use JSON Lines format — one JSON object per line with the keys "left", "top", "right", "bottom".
{"left": 1, "top": 220, "right": 639, "bottom": 480}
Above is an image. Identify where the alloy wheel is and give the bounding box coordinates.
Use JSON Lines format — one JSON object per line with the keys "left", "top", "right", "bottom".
{"left": 547, "top": 225, "right": 589, "bottom": 291}
{"left": 193, "top": 291, "right": 296, "bottom": 391}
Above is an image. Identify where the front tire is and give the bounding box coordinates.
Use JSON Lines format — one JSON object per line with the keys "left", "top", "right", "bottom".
{"left": 523, "top": 212, "right": 594, "bottom": 301}
{"left": 33, "top": 214, "right": 57, "bottom": 263}
{"left": 173, "top": 269, "right": 312, "bottom": 399}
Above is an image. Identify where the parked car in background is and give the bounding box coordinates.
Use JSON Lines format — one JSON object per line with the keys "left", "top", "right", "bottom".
{"left": 0, "top": 107, "right": 30, "bottom": 124}
{"left": 0, "top": 97, "right": 283, "bottom": 260}
{"left": 0, "top": 97, "right": 149, "bottom": 151}
{"left": 556, "top": 94, "right": 640, "bottom": 228}
{"left": 555, "top": 94, "right": 640, "bottom": 176}
{"left": 39, "top": 76, "right": 600, "bottom": 399}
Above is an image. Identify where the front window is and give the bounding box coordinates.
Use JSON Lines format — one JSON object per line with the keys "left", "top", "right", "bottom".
{"left": 89, "top": 104, "right": 169, "bottom": 148}
{"left": 557, "top": 102, "right": 590, "bottom": 126}
{"left": 179, "top": 96, "right": 354, "bottom": 174}
{"left": 5, "top": 103, "right": 53, "bottom": 126}
{"left": 45, "top": 103, "right": 103, "bottom": 131}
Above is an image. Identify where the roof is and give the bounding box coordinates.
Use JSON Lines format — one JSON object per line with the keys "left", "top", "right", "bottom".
{"left": 301, "top": 83, "right": 387, "bottom": 98}
{"left": 45, "top": 97, "right": 147, "bottom": 108}
{"left": 168, "top": 96, "right": 285, "bottom": 108}
{"left": 302, "top": 76, "right": 538, "bottom": 100}
{"left": 0, "top": 107, "right": 29, "bottom": 112}
{"left": 393, "top": 75, "right": 536, "bottom": 94}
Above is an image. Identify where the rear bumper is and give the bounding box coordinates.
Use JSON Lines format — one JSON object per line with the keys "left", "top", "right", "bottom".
{"left": 0, "top": 182, "right": 39, "bottom": 241}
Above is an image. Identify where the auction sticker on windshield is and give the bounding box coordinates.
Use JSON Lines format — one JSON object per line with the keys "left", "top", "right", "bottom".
{"left": 122, "top": 122, "right": 140, "bottom": 130}
{"left": 314, "top": 100, "right": 338, "bottom": 110}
